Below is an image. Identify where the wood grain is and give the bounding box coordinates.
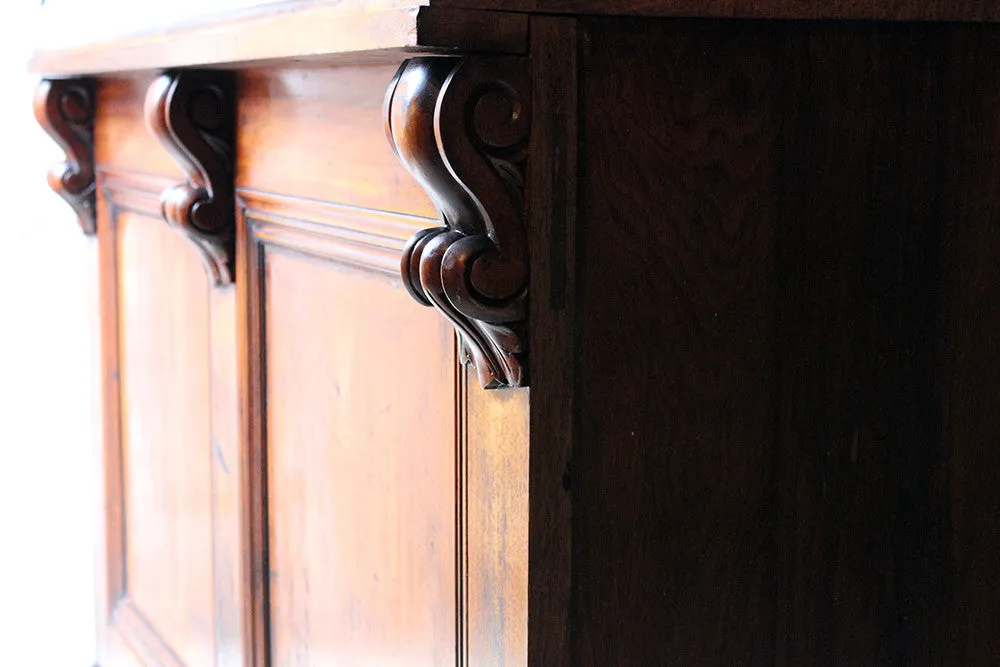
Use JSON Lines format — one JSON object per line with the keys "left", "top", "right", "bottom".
{"left": 431, "top": 0, "right": 1000, "bottom": 21}
{"left": 525, "top": 15, "right": 577, "bottom": 667}
{"left": 465, "top": 370, "right": 530, "bottom": 667}
{"left": 96, "top": 75, "right": 179, "bottom": 177}
{"left": 94, "top": 177, "right": 124, "bottom": 667}
{"left": 237, "top": 64, "right": 435, "bottom": 217}
{"left": 555, "top": 16, "right": 1000, "bottom": 665}
{"left": 773, "top": 23, "right": 949, "bottom": 664}
{"left": 96, "top": 169, "right": 246, "bottom": 667}
{"left": 30, "top": 4, "right": 423, "bottom": 76}
{"left": 241, "top": 204, "right": 459, "bottom": 665}
{"left": 117, "top": 207, "right": 215, "bottom": 666}
{"left": 938, "top": 24, "right": 1000, "bottom": 665}
{"left": 573, "top": 17, "right": 779, "bottom": 664}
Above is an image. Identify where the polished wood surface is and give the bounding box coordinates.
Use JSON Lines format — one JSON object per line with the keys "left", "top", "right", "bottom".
{"left": 36, "top": 3, "right": 1000, "bottom": 666}
{"left": 572, "top": 19, "right": 777, "bottom": 664}
{"left": 34, "top": 78, "right": 96, "bottom": 234}
{"left": 237, "top": 64, "right": 434, "bottom": 217}
{"left": 96, "top": 75, "right": 178, "bottom": 176}
{"left": 118, "top": 209, "right": 214, "bottom": 666}
{"left": 242, "top": 195, "right": 458, "bottom": 664}
{"left": 532, "top": 16, "right": 1000, "bottom": 665}
{"left": 95, "top": 169, "right": 246, "bottom": 666}
{"left": 433, "top": 0, "right": 1000, "bottom": 21}
{"left": 465, "top": 372, "right": 529, "bottom": 667}
{"left": 145, "top": 70, "right": 237, "bottom": 286}
{"left": 385, "top": 56, "right": 531, "bottom": 388}
{"left": 524, "top": 15, "right": 577, "bottom": 667}
{"left": 29, "top": 3, "right": 424, "bottom": 76}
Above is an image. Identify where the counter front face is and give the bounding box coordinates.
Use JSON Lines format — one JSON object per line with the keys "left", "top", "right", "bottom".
{"left": 38, "top": 38, "right": 530, "bottom": 664}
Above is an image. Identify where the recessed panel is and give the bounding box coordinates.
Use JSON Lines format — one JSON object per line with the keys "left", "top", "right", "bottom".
{"left": 117, "top": 211, "right": 215, "bottom": 666}
{"left": 264, "top": 247, "right": 457, "bottom": 666}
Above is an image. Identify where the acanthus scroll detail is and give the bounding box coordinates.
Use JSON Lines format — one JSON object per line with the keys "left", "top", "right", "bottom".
{"left": 385, "top": 56, "right": 531, "bottom": 389}
{"left": 145, "top": 69, "right": 236, "bottom": 287}
{"left": 34, "top": 78, "right": 97, "bottom": 235}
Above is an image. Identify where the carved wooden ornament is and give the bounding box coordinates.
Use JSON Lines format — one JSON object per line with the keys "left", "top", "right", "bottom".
{"left": 384, "top": 57, "right": 531, "bottom": 389}
{"left": 145, "top": 70, "right": 236, "bottom": 286}
{"left": 34, "top": 78, "right": 97, "bottom": 235}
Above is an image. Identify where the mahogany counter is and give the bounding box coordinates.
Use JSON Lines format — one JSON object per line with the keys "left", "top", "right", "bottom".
{"left": 32, "top": 2, "right": 1000, "bottom": 664}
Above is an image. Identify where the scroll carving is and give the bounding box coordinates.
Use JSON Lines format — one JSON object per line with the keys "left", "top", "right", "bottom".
{"left": 384, "top": 57, "right": 531, "bottom": 389}
{"left": 34, "top": 78, "right": 96, "bottom": 235}
{"left": 145, "top": 70, "right": 236, "bottom": 286}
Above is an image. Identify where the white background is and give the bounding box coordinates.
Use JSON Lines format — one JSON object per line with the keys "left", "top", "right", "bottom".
{"left": 2, "top": 4, "right": 97, "bottom": 665}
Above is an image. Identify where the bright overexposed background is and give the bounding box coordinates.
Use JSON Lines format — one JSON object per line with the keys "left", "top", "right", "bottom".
{"left": 3, "top": 2, "right": 276, "bottom": 664}
{"left": 2, "top": 3, "right": 96, "bottom": 665}
{"left": 4, "top": 2, "right": 293, "bottom": 664}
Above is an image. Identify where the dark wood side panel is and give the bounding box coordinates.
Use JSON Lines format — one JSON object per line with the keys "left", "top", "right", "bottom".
{"left": 526, "top": 15, "right": 577, "bottom": 667}
{"left": 431, "top": 0, "right": 1000, "bottom": 22}
{"left": 573, "top": 17, "right": 779, "bottom": 665}
{"left": 938, "top": 25, "right": 1000, "bottom": 666}
{"left": 563, "top": 16, "right": 1000, "bottom": 666}
{"left": 773, "top": 23, "right": 951, "bottom": 665}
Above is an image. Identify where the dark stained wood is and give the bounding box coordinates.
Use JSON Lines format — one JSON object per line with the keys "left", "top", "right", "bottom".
{"left": 525, "top": 14, "right": 577, "bottom": 667}
{"left": 572, "top": 18, "right": 779, "bottom": 664}
{"left": 34, "top": 78, "right": 97, "bottom": 234}
{"left": 432, "top": 0, "right": 1000, "bottom": 21}
{"left": 385, "top": 56, "right": 531, "bottom": 388}
{"left": 555, "top": 16, "right": 1000, "bottom": 666}
{"left": 416, "top": 7, "right": 529, "bottom": 54}
{"left": 145, "top": 70, "right": 236, "bottom": 286}
{"left": 773, "top": 23, "right": 949, "bottom": 665}
{"left": 937, "top": 24, "right": 1000, "bottom": 665}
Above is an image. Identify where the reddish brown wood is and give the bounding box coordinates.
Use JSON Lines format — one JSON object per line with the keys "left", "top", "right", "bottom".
{"left": 525, "top": 15, "right": 577, "bottom": 667}
{"left": 34, "top": 78, "right": 96, "bottom": 235}
{"left": 416, "top": 7, "right": 529, "bottom": 54}
{"left": 384, "top": 56, "right": 531, "bottom": 388}
{"left": 145, "top": 69, "right": 236, "bottom": 286}
{"left": 431, "top": 0, "right": 1000, "bottom": 21}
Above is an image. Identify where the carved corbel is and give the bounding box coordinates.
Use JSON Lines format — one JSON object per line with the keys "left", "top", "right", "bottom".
{"left": 145, "top": 70, "right": 236, "bottom": 286}
{"left": 384, "top": 57, "right": 531, "bottom": 389}
{"left": 34, "top": 78, "right": 97, "bottom": 235}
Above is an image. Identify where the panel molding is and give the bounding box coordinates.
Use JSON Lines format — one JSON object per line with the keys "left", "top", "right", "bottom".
{"left": 237, "top": 190, "right": 462, "bottom": 666}
{"left": 239, "top": 189, "right": 434, "bottom": 276}
{"left": 34, "top": 77, "right": 97, "bottom": 235}
{"left": 99, "top": 174, "right": 240, "bottom": 666}
{"left": 111, "top": 598, "right": 185, "bottom": 667}
{"left": 385, "top": 56, "right": 531, "bottom": 389}
{"left": 99, "top": 168, "right": 175, "bottom": 218}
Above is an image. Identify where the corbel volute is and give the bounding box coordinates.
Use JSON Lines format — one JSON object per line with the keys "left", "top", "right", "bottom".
{"left": 34, "top": 78, "right": 97, "bottom": 235}
{"left": 384, "top": 57, "right": 531, "bottom": 389}
{"left": 145, "top": 70, "right": 236, "bottom": 287}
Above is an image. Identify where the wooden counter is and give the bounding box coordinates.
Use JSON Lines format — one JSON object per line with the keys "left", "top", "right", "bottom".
{"left": 33, "top": 2, "right": 1000, "bottom": 665}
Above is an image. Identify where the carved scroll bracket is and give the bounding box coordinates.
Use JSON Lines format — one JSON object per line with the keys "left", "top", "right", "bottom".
{"left": 35, "top": 78, "right": 97, "bottom": 235}
{"left": 145, "top": 70, "right": 236, "bottom": 286}
{"left": 384, "top": 57, "right": 531, "bottom": 389}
